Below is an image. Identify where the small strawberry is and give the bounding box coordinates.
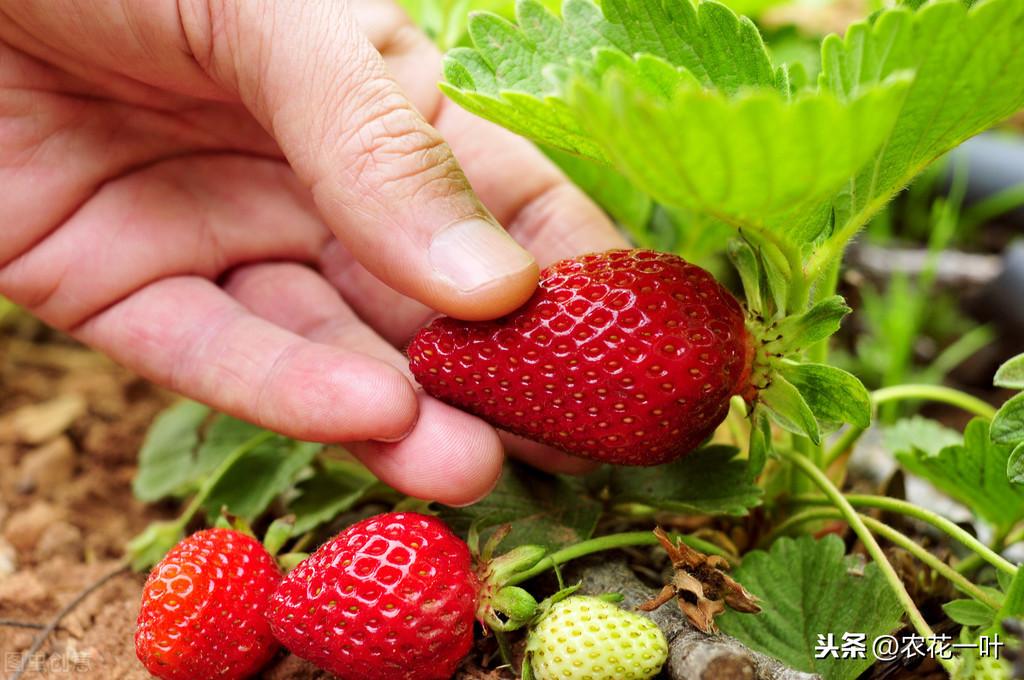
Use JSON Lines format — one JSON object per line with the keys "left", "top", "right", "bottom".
{"left": 526, "top": 595, "right": 668, "bottom": 680}
{"left": 135, "top": 528, "right": 281, "bottom": 680}
{"left": 267, "top": 512, "right": 479, "bottom": 680}
{"left": 409, "top": 249, "right": 752, "bottom": 465}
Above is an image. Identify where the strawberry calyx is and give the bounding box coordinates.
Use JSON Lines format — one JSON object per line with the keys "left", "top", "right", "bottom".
{"left": 468, "top": 523, "right": 547, "bottom": 631}
{"left": 730, "top": 237, "right": 870, "bottom": 452}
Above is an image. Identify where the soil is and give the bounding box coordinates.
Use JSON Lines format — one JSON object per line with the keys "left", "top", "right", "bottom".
{"left": 0, "top": 320, "right": 316, "bottom": 679}
{"left": 0, "top": 318, "right": 514, "bottom": 680}
{"left": 0, "top": 310, "right": 1010, "bottom": 679}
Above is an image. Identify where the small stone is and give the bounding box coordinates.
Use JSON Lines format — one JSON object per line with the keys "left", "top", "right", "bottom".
{"left": 34, "top": 521, "right": 83, "bottom": 561}
{"left": 17, "top": 436, "right": 76, "bottom": 495}
{"left": 3, "top": 501, "right": 64, "bottom": 552}
{"left": 0, "top": 537, "right": 17, "bottom": 577}
{"left": 1, "top": 394, "right": 87, "bottom": 444}
{"left": 0, "top": 570, "right": 51, "bottom": 609}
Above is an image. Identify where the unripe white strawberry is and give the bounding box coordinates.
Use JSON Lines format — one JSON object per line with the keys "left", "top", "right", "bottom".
{"left": 526, "top": 595, "right": 668, "bottom": 680}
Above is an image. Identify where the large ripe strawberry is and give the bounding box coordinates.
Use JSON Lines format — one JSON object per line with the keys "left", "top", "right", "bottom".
{"left": 409, "top": 249, "right": 752, "bottom": 465}
{"left": 135, "top": 528, "right": 281, "bottom": 680}
{"left": 526, "top": 595, "right": 668, "bottom": 680}
{"left": 267, "top": 512, "right": 479, "bottom": 680}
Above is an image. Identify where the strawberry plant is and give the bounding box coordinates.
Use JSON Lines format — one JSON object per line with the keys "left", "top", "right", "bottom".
{"left": 123, "top": 0, "right": 1024, "bottom": 677}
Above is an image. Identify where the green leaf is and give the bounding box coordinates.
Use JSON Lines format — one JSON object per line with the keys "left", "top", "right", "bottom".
{"left": 727, "top": 236, "right": 791, "bottom": 319}
{"left": 452, "top": 0, "right": 779, "bottom": 102}
{"left": 943, "top": 599, "right": 997, "bottom": 627}
{"left": 769, "top": 296, "right": 852, "bottom": 353}
{"left": 195, "top": 415, "right": 265, "bottom": 476}
{"left": 778, "top": 363, "right": 871, "bottom": 430}
{"left": 288, "top": 458, "right": 384, "bottom": 535}
{"left": 884, "top": 415, "right": 962, "bottom": 458}
{"left": 997, "top": 565, "right": 1024, "bottom": 619}
{"left": 132, "top": 401, "right": 210, "bottom": 502}
{"left": 202, "top": 436, "right": 322, "bottom": 522}
{"left": 440, "top": 461, "right": 601, "bottom": 553}
{"left": 544, "top": 145, "right": 652, "bottom": 235}
{"left": 1008, "top": 442, "right": 1024, "bottom": 485}
{"left": 263, "top": 517, "right": 295, "bottom": 557}
{"left": 718, "top": 0, "right": 787, "bottom": 17}
{"left": 608, "top": 445, "right": 763, "bottom": 515}
{"left": 758, "top": 239, "right": 790, "bottom": 316}
{"left": 571, "top": 63, "right": 908, "bottom": 239}
{"left": 965, "top": 565, "right": 1024, "bottom": 679}
{"left": 759, "top": 373, "right": 821, "bottom": 443}
{"left": 718, "top": 535, "right": 903, "bottom": 680}
{"left": 443, "top": 0, "right": 912, "bottom": 245}
{"left": 728, "top": 239, "right": 765, "bottom": 315}
{"left": 127, "top": 520, "right": 185, "bottom": 572}
{"left": 995, "top": 353, "right": 1024, "bottom": 390}
{"left": 746, "top": 410, "right": 772, "bottom": 479}
{"left": 896, "top": 419, "right": 1024, "bottom": 531}
{"left": 820, "top": 0, "right": 1024, "bottom": 235}
{"left": 992, "top": 393, "right": 1024, "bottom": 445}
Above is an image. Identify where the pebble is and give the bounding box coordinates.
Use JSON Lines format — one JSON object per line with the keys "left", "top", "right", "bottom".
{"left": 0, "top": 570, "right": 51, "bottom": 610}
{"left": 17, "top": 436, "right": 76, "bottom": 495}
{"left": 0, "top": 394, "right": 87, "bottom": 444}
{"left": 35, "top": 521, "right": 84, "bottom": 562}
{"left": 3, "top": 501, "right": 64, "bottom": 552}
{"left": 0, "top": 537, "right": 16, "bottom": 577}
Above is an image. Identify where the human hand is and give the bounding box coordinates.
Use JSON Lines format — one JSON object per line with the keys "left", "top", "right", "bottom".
{"left": 0, "top": 0, "right": 627, "bottom": 504}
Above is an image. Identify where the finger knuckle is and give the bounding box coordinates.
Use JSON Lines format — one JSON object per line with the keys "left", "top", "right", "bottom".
{"left": 340, "top": 89, "right": 466, "bottom": 201}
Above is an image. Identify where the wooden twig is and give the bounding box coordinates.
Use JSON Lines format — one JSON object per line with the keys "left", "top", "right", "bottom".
{"left": 9, "top": 561, "right": 130, "bottom": 680}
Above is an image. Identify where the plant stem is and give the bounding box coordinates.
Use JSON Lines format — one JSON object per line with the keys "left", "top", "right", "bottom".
{"left": 760, "top": 507, "right": 842, "bottom": 546}
{"left": 872, "top": 384, "right": 997, "bottom": 420}
{"left": 960, "top": 184, "right": 1024, "bottom": 236}
{"left": 505, "top": 531, "right": 733, "bottom": 586}
{"left": 780, "top": 449, "right": 956, "bottom": 673}
{"left": 793, "top": 494, "right": 1017, "bottom": 577}
{"left": 807, "top": 257, "right": 841, "bottom": 364}
{"left": 861, "top": 516, "right": 1002, "bottom": 609}
{"left": 822, "top": 383, "right": 996, "bottom": 469}
{"left": 955, "top": 526, "right": 1015, "bottom": 576}
{"left": 822, "top": 425, "right": 865, "bottom": 469}
{"left": 764, "top": 508, "right": 1002, "bottom": 609}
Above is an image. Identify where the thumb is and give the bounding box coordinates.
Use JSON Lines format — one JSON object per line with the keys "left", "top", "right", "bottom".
{"left": 179, "top": 1, "right": 539, "bottom": 320}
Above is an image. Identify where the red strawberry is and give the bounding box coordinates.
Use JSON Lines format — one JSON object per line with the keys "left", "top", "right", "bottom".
{"left": 135, "top": 528, "right": 281, "bottom": 680}
{"left": 267, "top": 512, "right": 478, "bottom": 680}
{"left": 409, "top": 249, "right": 751, "bottom": 465}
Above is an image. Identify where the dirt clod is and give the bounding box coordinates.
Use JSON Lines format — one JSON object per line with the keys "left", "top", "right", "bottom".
{"left": 0, "top": 393, "right": 87, "bottom": 445}
{"left": 17, "top": 436, "right": 76, "bottom": 495}
{"left": 0, "top": 536, "right": 16, "bottom": 577}
{"left": 4, "top": 501, "right": 65, "bottom": 552}
{"left": 0, "top": 571, "right": 53, "bottom": 612}
{"left": 35, "top": 521, "right": 85, "bottom": 562}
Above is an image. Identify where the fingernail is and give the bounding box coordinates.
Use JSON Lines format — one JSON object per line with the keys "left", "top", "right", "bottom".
{"left": 429, "top": 218, "right": 535, "bottom": 292}
{"left": 446, "top": 473, "right": 502, "bottom": 508}
{"left": 370, "top": 421, "right": 417, "bottom": 444}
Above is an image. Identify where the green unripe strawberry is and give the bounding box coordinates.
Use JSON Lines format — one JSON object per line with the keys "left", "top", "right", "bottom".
{"left": 526, "top": 595, "right": 668, "bottom": 680}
